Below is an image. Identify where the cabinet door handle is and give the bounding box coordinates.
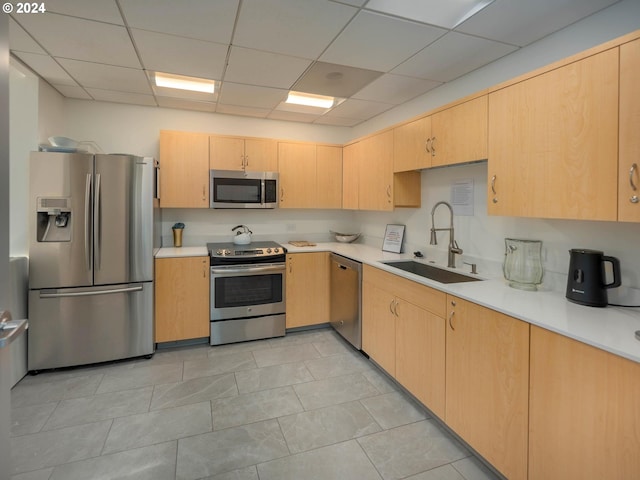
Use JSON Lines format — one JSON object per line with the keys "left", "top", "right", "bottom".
{"left": 389, "top": 299, "right": 395, "bottom": 315}
{"left": 394, "top": 300, "right": 399, "bottom": 317}
{"left": 425, "top": 138, "right": 431, "bottom": 153}
{"left": 288, "top": 258, "right": 292, "bottom": 274}
{"left": 280, "top": 188, "right": 284, "bottom": 201}
{"left": 448, "top": 310, "right": 455, "bottom": 330}
{"left": 386, "top": 185, "right": 391, "bottom": 203}
{"left": 202, "top": 260, "right": 207, "bottom": 278}
{"left": 431, "top": 136, "right": 436, "bottom": 156}
{"left": 630, "top": 163, "right": 639, "bottom": 204}
{"left": 245, "top": 155, "right": 249, "bottom": 167}
{"left": 491, "top": 175, "right": 498, "bottom": 204}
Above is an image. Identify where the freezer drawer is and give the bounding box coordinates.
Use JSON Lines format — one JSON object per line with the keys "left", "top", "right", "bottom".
{"left": 28, "top": 282, "right": 154, "bottom": 371}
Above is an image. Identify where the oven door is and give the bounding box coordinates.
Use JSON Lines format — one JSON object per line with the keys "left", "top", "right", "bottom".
{"left": 210, "top": 263, "right": 285, "bottom": 320}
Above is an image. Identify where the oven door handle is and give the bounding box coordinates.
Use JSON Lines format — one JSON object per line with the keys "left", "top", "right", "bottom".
{"left": 210, "top": 264, "right": 285, "bottom": 275}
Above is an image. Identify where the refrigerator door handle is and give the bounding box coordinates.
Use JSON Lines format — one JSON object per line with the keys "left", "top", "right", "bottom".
{"left": 39, "top": 285, "right": 144, "bottom": 298}
{"left": 84, "top": 173, "right": 92, "bottom": 270}
{"left": 94, "top": 173, "right": 101, "bottom": 270}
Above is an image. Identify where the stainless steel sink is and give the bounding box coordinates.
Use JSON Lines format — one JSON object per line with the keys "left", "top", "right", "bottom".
{"left": 382, "top": 260, "right": 483, "bottom": 284}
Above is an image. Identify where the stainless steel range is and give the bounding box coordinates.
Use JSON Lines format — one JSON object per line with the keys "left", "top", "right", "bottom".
{"left": 207, "top": 241, "right": 286, "bottom": 345}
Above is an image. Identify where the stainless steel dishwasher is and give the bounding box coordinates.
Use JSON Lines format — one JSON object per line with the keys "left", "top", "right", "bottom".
{"left": 330, "top": 253, "right": 362, "bottom": 349}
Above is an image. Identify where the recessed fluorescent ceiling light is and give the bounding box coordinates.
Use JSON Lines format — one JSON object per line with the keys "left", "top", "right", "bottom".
{"left": 286, "top": 91, "right": 335, "bottom": 109}
{"left": 155, "top": 72, "right": 215, "bottom": 94}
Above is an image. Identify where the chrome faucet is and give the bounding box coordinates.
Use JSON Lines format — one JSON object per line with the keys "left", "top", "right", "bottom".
{"left": 430, "top": 201, "right": 463, "bottom": 268}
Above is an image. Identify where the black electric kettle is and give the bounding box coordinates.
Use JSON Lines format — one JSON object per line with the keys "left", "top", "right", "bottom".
{"left": 566, "top": 249, "right": 621, "bottom": 307}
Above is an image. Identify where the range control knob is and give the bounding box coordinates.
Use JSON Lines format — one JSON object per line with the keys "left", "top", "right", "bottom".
{"left": 216, "top": 249, "right": 223, "bottom": 255}
{"left": 273, "top": 248, "right": 279, "bottom": 253}
{"left": 266, "top": 248, "right": 272, "bottom": 253}
{"left": 223, "top": 249, "right": 231, "bottom": 256}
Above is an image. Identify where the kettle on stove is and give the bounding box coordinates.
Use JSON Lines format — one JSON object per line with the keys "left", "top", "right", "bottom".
{"left": 566, "top": 249, "right": 621, "bottom": 307}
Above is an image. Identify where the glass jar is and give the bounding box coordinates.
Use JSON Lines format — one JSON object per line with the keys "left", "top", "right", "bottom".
{"left": 503, "top": 238, "right": 544, "bottom": 291}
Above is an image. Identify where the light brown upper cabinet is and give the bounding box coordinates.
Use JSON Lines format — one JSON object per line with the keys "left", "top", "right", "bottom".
{"left": 393, "top": 96, "right": 487, "bottom": 172}
{"left": 159, "top": 130, "right": 210, "bottom": 208}
{"left": 316, "top": 145, "right": 343, "bottom": 209}
{"left": 342, "top": 141, "right": 361, "bottom": 209}
{"left": 278, "top": 142, "right": 342, "bottom": 209}
{"left": 488, "top": 48, "right": 619, "bottom": 220}
{"left": 446, "top": 296, "right": 529, "bottom": 480}
{"left": 359, "top": 131, "right": 395, "bottom": 211}
{"left": 430, "top": 96, "right": 488, "bottom": 167}
{"left": 210, "top": 135, "right": 278, "bottom": 172}
{"left": 349, "top": 131, "right": 420, "bottom": 211}
{"left": 393, "top": 116, "right": 432, "bottom": 172}
{"left": 619, "top": 38, "right": 640, "bottom": 223}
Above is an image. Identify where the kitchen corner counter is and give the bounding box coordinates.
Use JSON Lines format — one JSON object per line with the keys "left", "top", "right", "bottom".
{"left": 155, "top": 246, "right": 208, "bottom": 258}
{"left": 286, "top": 242, "right": 640, "bottom": 364}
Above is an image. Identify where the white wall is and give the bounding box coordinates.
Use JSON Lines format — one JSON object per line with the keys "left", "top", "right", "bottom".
{"left": 9, "top": 60, "right": 38, "bottom": 256}
{"left": 62, "top": 101, "right": 350, "bottom": 159}
{"left": 160, "top": 208, "right": 356, "bottom": 247}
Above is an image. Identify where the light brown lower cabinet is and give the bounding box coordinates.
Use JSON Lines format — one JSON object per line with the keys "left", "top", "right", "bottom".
{"left": 285, "top": 252, "right": 330, "bottom": 329}
{"left": 154, "top": 256, "right": 210, "bottom": 342}
{"left": 445, "top": 295, "right": 529, "bottom": 480}
{"left": 528, "top": 325, "right": 640, "bottom": 480}
{"left": 362, "top": 265, "right": 446, "bottom": 418}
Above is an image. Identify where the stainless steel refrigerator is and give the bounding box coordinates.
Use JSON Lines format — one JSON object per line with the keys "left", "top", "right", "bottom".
{"left": 28, "top": 152, "right": 157, "bottom": 371}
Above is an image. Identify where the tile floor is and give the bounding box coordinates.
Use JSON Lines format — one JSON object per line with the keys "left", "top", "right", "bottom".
{"left": 10, "top": 328, "right": 502, "bottom": 480}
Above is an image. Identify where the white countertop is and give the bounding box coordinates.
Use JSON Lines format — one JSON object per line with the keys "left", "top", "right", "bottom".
{"left": 157, "top": 242, "right": 640, "bottom": 363}
{"left": 155, "top": 246, "right": 208, "bottom": 258}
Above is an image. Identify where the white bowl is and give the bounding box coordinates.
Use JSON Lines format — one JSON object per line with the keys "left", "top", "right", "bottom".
{"left": 48, "top": 136, "right": 79, "bottom": 148}
{"left": 333, "top": 232, "right": 360, "bottom": 243}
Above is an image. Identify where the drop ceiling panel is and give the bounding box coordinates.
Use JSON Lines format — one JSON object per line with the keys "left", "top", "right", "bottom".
{"left": 9, "top": 18, "right": 46, "bottom": 54}
{"left": 132, "top": 29, "right": 228, "bottom": 80}
{"left": 353, "top": 74, "right": 441, "bottom": 104}
{"left": 15, "top": 13, "right": 140, "bottom": 68}
{"left": 456, "top": 0, "right": 621, "bottom": 47}
{"left": 13, "top": 52, "right": 77, "bottom": 86}
{"left": 86, "top": 89, "right": 157, "bottom": 107}
{"left": 224, "top": 47, "right": 312, "bottom": 89}
{"left": 393, "top": 32, "right": 518, "bottom": 82}
{"left": 157, "top": 97, "right": 217, "bottom": 113}
{"left": 233, "top": 0, "right": 357, "bottom": 58}
{"left": 366, "top": 0, "right": 493, "bottom": 28}
{"left": 320, "top": 11, "right": 447, "bottom": 72}
{"left": 120, "top": 0, "right": 238, "bottom": 44}
{"left": 43, "top": 0, "right": 124, "bottom": 24}
{"left": 324, "top": 98, "right": 394, "bottom": 120}
{"left": 219, "top": 83, "right": 288, "bottom": 109}
{"left": 57, "top": 59, "right": 151, "bottom": 94}
{"left": 293, "top": 62, "right": 383, "bottom": 98}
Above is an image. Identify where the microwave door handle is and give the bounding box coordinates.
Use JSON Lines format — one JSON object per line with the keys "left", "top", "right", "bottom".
{"left": 261, "top": 179, "right": 266, "bottom": 205}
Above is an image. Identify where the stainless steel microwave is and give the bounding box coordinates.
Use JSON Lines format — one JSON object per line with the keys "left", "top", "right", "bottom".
{"left": 210, "top": 170, "right": 278, "bottom": 209}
